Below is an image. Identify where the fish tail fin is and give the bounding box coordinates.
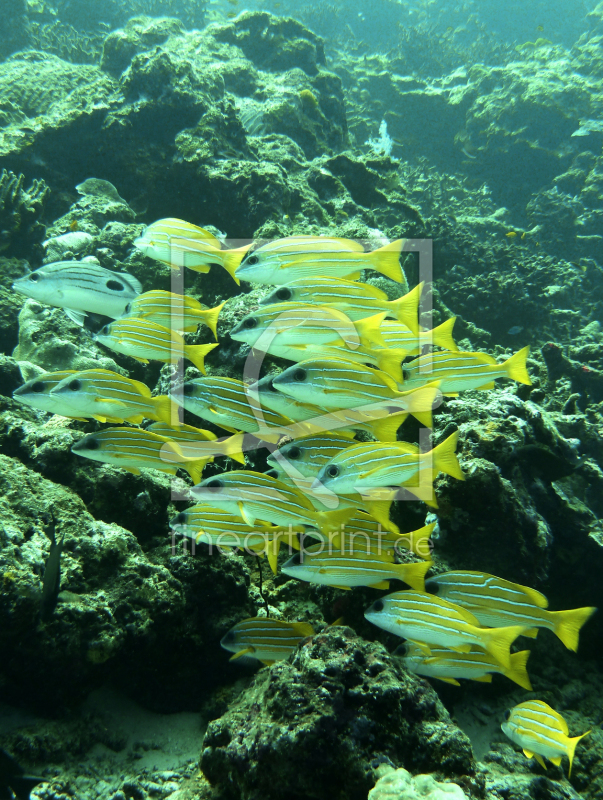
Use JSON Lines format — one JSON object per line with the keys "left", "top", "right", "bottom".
{"left": 551, "top": 606, "right": 597, "bottom": 651}
{"left": 504, "top": 345, "right": 532, "bottom": 385}
{"left": 374, "top": 348, "right": 406, "bottom": 383}
{"left": 366, "top": 411, "right": 405, "bottom": 442}
{"left": 388, "top": 282, "right": 423, "bottom": 335}
{"left": 221, "top": 433, "right": 247, "bottom": 465}
{"left": 398, "top": 523, "right": 436, "bottom": 560}
{"left": 362, "top": 498, "right": 398, "bottom": 533}
{"left": 503, "top": 650, "right": 533, "bottom": 690}
{"left": 204, "top": 301, "right": 226, "bottom": 340}
{"left": 354, "top": 312, "right": 387, "bottom": 350}
{"left": 398, "top": 559, "right": 432, "bottom": 591}
{"left": 368, "top": 239, "right": 405, "bottom": 283}
{"left": 401, "top": 381, "right": 441, "bottom": 428}
{"left": 186, "top": 342, "right": 219, "bottom": 374}
{"left": 567, "top": 730, "right": 590, "bottom": 776}
{"left": 185, "top": 458, "right": 212, "bottom": 485}
{"left": 478, "top": 625, "right": 527, "bottom": 670}
{"left": 152, "top": 394, "right": 180, "bottom": 426}
{"left": 430, "top": 316, "right": 458, "bottom": 351}
{"left": 428, "top": 430, "right": 464, "bottom": 480}
{"left": 222, "top": 244, "right": 252, "bottom": 284}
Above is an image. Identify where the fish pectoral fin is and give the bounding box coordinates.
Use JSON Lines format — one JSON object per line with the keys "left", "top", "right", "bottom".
{"left": 230, "top": 647, "right": 255, "bottom": 661}
{"left": 449, "top": 644, "right": 472, "bottom": 654}
{"left": 64, "top": 308, "right": 88, "bottom": 326}
{"left": 237, "top": 502, "right": 255, "bottom": 527}
{"left": 369, "top": 580, "right": 390, "bottom": 590}
{"left": 405, "top": 639, "right": 431, "bottom": 655}
{"left": 96, "top": 398, "right": 128, "bottom": 408}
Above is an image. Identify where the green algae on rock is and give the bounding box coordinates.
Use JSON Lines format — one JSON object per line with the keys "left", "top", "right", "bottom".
{"left": 201, "top": 627, "right": 476, "bottom": 800}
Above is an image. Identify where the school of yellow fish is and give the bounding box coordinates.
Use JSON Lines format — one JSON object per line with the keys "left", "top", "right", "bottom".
{"left": 13, "top": 218, "right": 595, "bottom": 775}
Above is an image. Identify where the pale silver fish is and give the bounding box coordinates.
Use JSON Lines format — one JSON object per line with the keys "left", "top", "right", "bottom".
{"left": 12, "top": 261, "right": 142, "bottom": 323}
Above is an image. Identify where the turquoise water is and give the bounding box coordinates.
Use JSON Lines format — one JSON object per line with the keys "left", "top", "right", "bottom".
{"left": 0, "top": 2, "right": 602, "bottom": 799}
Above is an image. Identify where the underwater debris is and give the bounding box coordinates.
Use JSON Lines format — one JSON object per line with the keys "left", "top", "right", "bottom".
{"left": 40, "top": 515, "right": 64, "bottom": 622}
{"left": 0, "top": 169, "right": 49, "bottom": 258}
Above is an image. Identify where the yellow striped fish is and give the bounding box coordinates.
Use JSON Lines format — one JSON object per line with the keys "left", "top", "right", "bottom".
{"left": 146, "top": 422, "right": 246, "bottom": 465}
{"left": 502, "top": 700, "right": 590, "bottom": 775}
{"left": 260, "top": 278, "right": 423, "bottom": 334}
{"left": 267, "top": 432, "right": 354, "bottom": 476}
{"left": 253, "top": 340, "right": 408, "bottom": 383}
{"left": 134, "top": 218, "right": 250, "bottom": 282}
{"left": 380, "top": 317, "right": 458, "bottom": 355}
{"left": 169, "top": 376, "right": 294, "bottom": 442}
{"left": 12, "top": 370, "right": 84, "bottom": 418}
{"left": 272, "top": 357, "right": 440, "bottom": 427}
{"left": 400, "top": 347, "right": 532, "bottom": 394}
{"left": 425, "top": 570, "right": 597, "bottom": 651}
{"left": 122, "top": 290, "right": 225, "bottom": 338}
{"left": 364, "top": 591, "right": 528, "bottom": 669}
{"left": 249, "top": 375, "right": 408, "bottom": 442}
{"left": 230, "top": 303, "right": 386, "bottom": 351}
{"left": 220, "top": 617, "right": 315, "bottom": 665}
{"left": 282, "top": 545, "right": 432, "bottom": 591}
{"left": 193, "top": 470, "right": 354, "bottom": 540}
{"left": 71, "top": 426, "right": 210, "bottom": 483}
{"left": 93, "top": 318, "right": 218, "bottom": 373}
{"left": 337, "top": 515, "right": 435, "bottom": 559}
{"left": 169, "top": 503, "right": 300, "bottom": 573}
{"left": 49, "top": 369, "right": 175, "bottom": 425}
{"left": 314, "top": 432, "right": 464, "bottom": 501}
{"left": 396, "top": 642, "right": 533, "bottom": 690}
{"left": 235, "top": 235, "right": 406, "bottom": 284}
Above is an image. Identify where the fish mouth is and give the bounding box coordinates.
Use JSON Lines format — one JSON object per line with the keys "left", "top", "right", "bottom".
{"left": 11, "top": 280, "right": 27, "bottom": 294}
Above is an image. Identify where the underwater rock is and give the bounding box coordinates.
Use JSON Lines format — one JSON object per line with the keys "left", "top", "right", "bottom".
{"left": 211, "top": 11, "right": 326, "bottom": 76}
{"left": 0, "top": 169, "right": 49, "bottom": 259}
{"left": 12, "top": 301, "right": 122, "bottom": 373}
{"left": 100, "top": 15, "right": 186, "bottom": 75}
{"left": 368, "top": 767, "right": 468, "bottom": 800}
{"left": 0, "top": 452, "right": 254, "bottom": 713}
{"left": 0, "top": 354, "right": 22, "bottom": 397}
{"left": 201, "top": 627, "right": 475, "bottom": 800}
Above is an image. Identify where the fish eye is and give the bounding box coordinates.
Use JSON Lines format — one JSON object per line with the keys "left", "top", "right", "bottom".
{"left": 243, "top": 317, "right": 258, "bottom": 329}
{"left": 425, "top": 579, "right": 439, "bottom": 594}
{"left": 173, "top": 512, "right": 187, "bottom": 525}
{"left": 402, "top": 370, "right": 411, "bottom": 381}
{"left": 85, "top": 438, "right": 100, "bottom": 450}
{"left": 100, "top": 325, "right": 110, "bottom": 336}
{"left": 286, "top": 446, "right": 301, "bottom": 460}
{"left": 182, "top": 384, "right": 194, "bottom": 395}
{"left": 326, "top": 465, "right": 340, "bottom": 478}
{"left": 372, "top": 600, "right": 384, "bottom": 612}
{"left": 106, "top": 279, "right": 125, "bottom": 292}
{"left": 504, "top": 709, "right": 511, "bottom": 720}
{"left": 205, "top": 479, "right": 223, "bottom": 491}
{"left": 292, "top": 368, "right": 307, "bottom": 382}
{"left": 30, "top": 381, "right": 45, "bottom": 393}
{"left": 289, "top": 552, "right": 302, "bottom": 565}
{"left": 29, "top": 273, "right": 40, "bottom": 282}
{"left": 68, "top": 380, "right": 81, "bottom": 391}
{"left": 124, "top": 303, "right": 131, "bottom": 313}
{"left": 276, "top": 287, "right": 291, "bottom": 301}
{"left": 265, "top": 469, "right": 279, "bottom": 479}
{"left": 246, "top": 255, "right": 259, "bottom": 266}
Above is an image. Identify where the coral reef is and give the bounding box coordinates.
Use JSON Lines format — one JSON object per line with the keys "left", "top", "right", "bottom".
{"left": 201, "top": 627, "right": 477, "bottom": 800}
{"left": 0, "top": 169, "right": 49, "bottom": 258}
